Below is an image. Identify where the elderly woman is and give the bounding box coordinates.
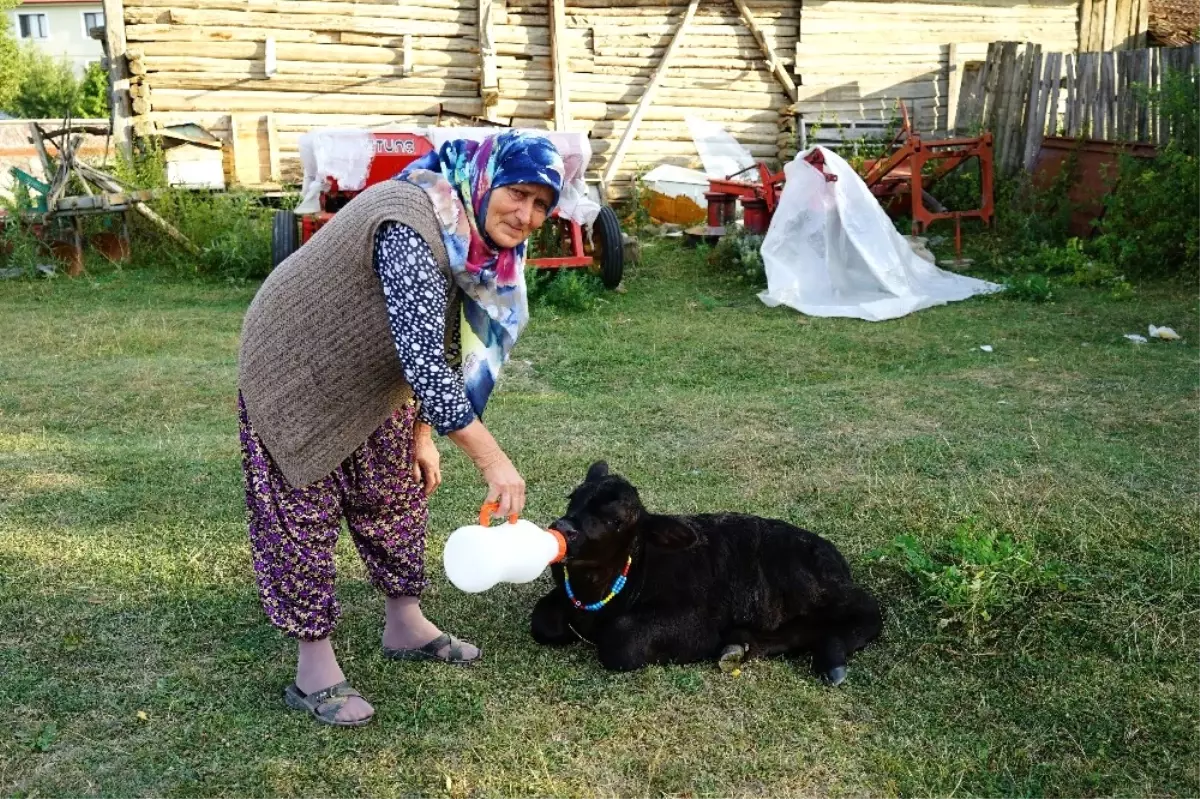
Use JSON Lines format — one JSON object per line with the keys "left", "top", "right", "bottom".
{"left": 237, "top": 131, "right": 564, "bottom": 727}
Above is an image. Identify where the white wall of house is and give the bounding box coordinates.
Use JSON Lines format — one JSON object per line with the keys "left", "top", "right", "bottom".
{"left": 10, "top": 0, "right": 105, "bottom": 75}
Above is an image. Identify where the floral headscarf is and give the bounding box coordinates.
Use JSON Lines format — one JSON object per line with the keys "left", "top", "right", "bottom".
{"left": 397, "top": 131, "right": 564, "bottom": 418}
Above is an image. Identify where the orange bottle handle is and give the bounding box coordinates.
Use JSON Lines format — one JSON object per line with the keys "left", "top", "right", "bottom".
{"left": 479, "top": 502, "right": 519, "bottom": 527}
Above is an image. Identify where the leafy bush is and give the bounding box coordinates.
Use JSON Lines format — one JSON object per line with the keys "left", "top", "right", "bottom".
{"left": 0, "top": 16, "right": 21, "bottom": 111}
{"left": 709, "top": 225, "right": 765, "bottom": 283}
{"left": 1091, "top": 68, "right": 1199, "bottom": 281}
{"left": 1001, "top": 273, "right": 1055, "bottom": 302}
{"left": 2, "top": 46, "right": 109, "bottom": 120}
{"left": 871, "top": 520, "right": 1064, "bottom": 645}
{"left": 540, "top": 269, "right": 604, "bottom": 311}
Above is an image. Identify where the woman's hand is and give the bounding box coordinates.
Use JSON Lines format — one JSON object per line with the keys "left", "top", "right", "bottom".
{"left": 478, "top": 451, "right": 526, "bottom": 520}
{"left": 447, "top": 420, "right": 526, "bottom": 519}
{"left": 412, "top": 422, "right": 442, "bottom": 496}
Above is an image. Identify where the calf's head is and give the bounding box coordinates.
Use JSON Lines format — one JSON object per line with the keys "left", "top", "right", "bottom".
{"left": 551, "top": 461, "right": 696, "bottom": 566}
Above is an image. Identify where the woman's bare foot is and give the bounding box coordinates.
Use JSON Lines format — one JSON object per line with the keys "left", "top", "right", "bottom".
{"left": 383, "top": 596, "right": 480, "bottom": 661}
{"left": 296, "top": 637, "right": 373, "bottom": 723}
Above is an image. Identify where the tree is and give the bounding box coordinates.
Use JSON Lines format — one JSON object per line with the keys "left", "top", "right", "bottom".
{"left": 0, "top": 1, "right": 24, "bottom": 111}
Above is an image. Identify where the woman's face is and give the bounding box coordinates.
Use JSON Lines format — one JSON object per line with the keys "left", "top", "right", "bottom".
{"left": 484, "top": 183, "right": 555, "bottom": 248}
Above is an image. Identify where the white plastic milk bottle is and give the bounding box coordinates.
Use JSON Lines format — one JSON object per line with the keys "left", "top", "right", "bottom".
{"left": 442, "top": 504, "right": 567, "bottom": 593}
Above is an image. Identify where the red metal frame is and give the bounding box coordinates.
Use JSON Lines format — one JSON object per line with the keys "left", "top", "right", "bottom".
{"left": 860, "top": 102, "right": 995, "bottom": 257}
{"left": 300, "top": 131, "right": 594, "bottom": 269}
{"left": 698, "top": 151, "right": 838, "bottom": 236}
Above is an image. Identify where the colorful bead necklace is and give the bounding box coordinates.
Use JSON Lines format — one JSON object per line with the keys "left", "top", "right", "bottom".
{"left": 563, "top": 556, "right": 633, "bottom": 612}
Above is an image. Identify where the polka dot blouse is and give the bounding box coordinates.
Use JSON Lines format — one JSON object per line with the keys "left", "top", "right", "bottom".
{"left": 373, "top": 222, "right": 476, "bottom": 435}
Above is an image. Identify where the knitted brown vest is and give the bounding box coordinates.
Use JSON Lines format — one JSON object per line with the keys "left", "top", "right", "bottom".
{"left": 238, "top": 180, "right": 457, "bottom": 489}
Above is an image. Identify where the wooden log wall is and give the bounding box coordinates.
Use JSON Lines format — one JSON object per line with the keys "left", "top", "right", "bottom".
{"left": 499, "top": 0, "right": 798, "bottom": 196}
{"left": 1079, "top": 0, "right": 1151, "bottom": 51}
{"left": 793, "top": 0, "right": 1080, "bottom": 143}
{"left": 123, "top": 0, "right": 798, "bottom": 195}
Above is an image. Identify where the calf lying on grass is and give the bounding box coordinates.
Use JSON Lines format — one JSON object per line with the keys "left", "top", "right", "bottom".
{"left": 531, "top": 462, "right": 882, "bottom": 684}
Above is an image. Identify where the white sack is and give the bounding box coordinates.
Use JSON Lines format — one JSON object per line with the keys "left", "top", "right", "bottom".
{"left": 758, "top": 147, "right": 1002, "bottom": 322}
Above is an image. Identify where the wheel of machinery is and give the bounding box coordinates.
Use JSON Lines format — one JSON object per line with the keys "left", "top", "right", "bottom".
{"left": 272, "top": 210, "right": 299, "bottom": 270}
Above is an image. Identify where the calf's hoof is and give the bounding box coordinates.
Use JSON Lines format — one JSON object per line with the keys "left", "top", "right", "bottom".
{"left": 823, "top": 665, "right": 848, "bottom": 687}
{"left": 718, "top": 644, "right": 746, "bottom": 675}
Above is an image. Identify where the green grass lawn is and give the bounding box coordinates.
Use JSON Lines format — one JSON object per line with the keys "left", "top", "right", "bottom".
{"left": 1, "top": 243, "right": 1196, "bottom": 797}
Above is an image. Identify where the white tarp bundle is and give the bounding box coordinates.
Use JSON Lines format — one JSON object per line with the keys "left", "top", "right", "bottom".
{"left": 758, "top": 147, "right": 1002, "bottom": 322}
{"left": 296, "top": 127, "right": 600, "bottom": 226}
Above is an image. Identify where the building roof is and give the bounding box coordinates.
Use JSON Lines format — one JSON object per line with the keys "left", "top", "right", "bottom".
{"left": 1149, "top": 0, "right": 1199, "bottom": 46}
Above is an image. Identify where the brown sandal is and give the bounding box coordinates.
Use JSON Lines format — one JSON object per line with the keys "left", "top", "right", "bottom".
{"left": 283, "top": 681, "right": 374, "bottom": 727}
{"left": 382, "top": 632, "right": 482, "bottom": 665}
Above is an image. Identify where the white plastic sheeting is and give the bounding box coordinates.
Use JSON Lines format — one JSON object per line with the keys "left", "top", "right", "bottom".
{"left": 296, "top": 128, "right": 374, "bottom": 214}
{"left": 686, "top": 115, "right": 756, "bottom": 179}
{"left": 296, "top": 127, "right": 600, "bottom": 226}
{"left": 758, "top": 147, "right": 1003, "bottom": 322}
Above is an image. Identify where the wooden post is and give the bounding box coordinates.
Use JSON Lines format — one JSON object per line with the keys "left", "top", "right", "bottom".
{"left": 600, "top": 0, "right": 700, "bottom": 193}
{"left": 1136, "top": 0, "right": 1150, "bottom": 49}
{"left": 550, "top": 0, "right": 571, "bottom": 130}
{"left": 102, "top": 0, "right": 133, "bottom": 161}
{"left": 732, "top": 0, "right": 797, "bottom": 103}
{"left": 946, "top": 43, "right": 961, "bottom": 135}
{"left": 479, "top": 0, "right": 500, "bottom": 121}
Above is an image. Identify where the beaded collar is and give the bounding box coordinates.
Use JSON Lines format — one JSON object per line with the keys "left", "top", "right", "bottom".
{"left": 563, "top": 556, "right": 633, "bottom": 612}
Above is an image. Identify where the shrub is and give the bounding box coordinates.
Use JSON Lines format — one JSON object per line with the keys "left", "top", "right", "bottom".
{"left": 1091, "top": 69, "right": 1199, "bottom": 281}
{"left": 1001, "top": 273, "right": 1055, "bottom": 302}
{"left": 530, "top": 268, "right": 604, "bottom": 312}
{"left": 871, "top": 520, "right": 1064, "bottom": 645}
{"left": 2, "top": 46, "right": 109, "bottom": 120}
{"left": 709, "top": 225, "right": 765, "bottom": 284}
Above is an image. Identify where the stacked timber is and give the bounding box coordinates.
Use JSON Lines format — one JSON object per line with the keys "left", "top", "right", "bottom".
{"left": 124, "top": 0, "right": 799, "bottom": 195}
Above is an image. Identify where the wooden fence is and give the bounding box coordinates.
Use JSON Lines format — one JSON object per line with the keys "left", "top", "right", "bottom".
{"left": 958, "top": 41, "right": 1198, "bottom": 174}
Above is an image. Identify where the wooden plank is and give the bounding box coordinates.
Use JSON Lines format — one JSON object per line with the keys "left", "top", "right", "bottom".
{"left": 975, "top": 41, "right": 1000, "bottom": 131}
{"left": 479, "top": 0, "right": 499, "bottom": 120}
{"left": 1085, "top": 52, "right": 1100, "bottom": 138}
{"left": 127, "top": 0, "right": 474, "bottom": 23}
{"left": 132, "top": 41, "right": 477, "bottom": 67}
{"left": 992, "top": 41, "right": 1019, "bottom": 169}
{"left": 1046, "top": 52, "right": 1063, "bottom": 138}
{"left": 102, "top": 0, "right": 133, "bottom": 159}
{"left": 162, "top": 7, "right": 474, "bottom": 37}
{"left": 1070, "top": 52, "right": 1080, "bottom": 136}
{"left": 266, "top": 112, "right": 280, "bottom": 182}
{"left": 1136, "top": 0, "right": 1149, "bottom": 49}
{"left": 1101, "top": 50, "right": 1115, "bottom": 140}
{"left": 1021, "top": 47, "right": 1044, "bottom": 172}
{"left": 600, "top": 0, "right": 700, "bottom": 192}
{"left": 550, "top": 0, "right": 570, "bottom": 130}
{"left": 1024, "top": 50, "right": 1051, "bottom": 171}
{"left": 1151, "top": 46, "right": 1162, "bottom": 144}
{"left": 731, "top": 0, "right": 796, "bottom": 102}
{"left": 945, "top": 42, "right": 961, "bottom": 134}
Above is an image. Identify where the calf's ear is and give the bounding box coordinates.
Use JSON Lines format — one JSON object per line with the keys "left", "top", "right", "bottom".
{"left": 646, "top": 518, "right": 698, "bottom": 550}
{"left": 585, "top": 461, "right": 610, "bottom": 482}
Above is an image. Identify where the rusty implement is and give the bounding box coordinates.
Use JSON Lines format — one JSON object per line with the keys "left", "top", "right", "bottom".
{"left": 860, "top": 102, "right": 995, "bottom": 259}
{"left": 685, "top": 151, "right": 835, "bottom": 245}
{"left": 7, "top": 121, "right": 198, "bottom": 276}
